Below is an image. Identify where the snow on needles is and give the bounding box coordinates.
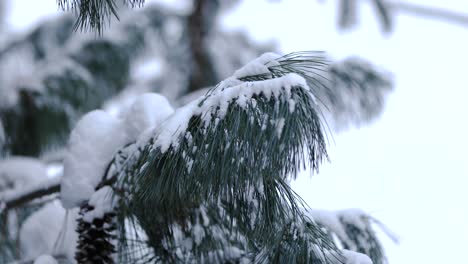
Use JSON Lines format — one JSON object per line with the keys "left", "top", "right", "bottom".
{"left": 342, "top": 250, "right": 373, "bottom": 264}
{"left": 307, "top": 208, "right": 369, "bottom": 245}
{"left": 61, "top": 93, "right": 174, "bottom": 209}
{"left": 82, "top": 186, "right": 115, "bottom": 223}
{"left": 233, "top": 52, "right": 281, "bottom": 79}
{"left": 153, "top": 72, "right": 308, "bottom": 153}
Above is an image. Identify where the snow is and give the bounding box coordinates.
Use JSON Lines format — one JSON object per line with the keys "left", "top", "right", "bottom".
{"left": 339, "top": 209, "right": 368, "bottom": 230}
{"left": 233, "top": 52, "right": 281, "bottom": 79}
{"left": 0, "top": 156, "right": 48, "bottom": 193}
{"left": 342, "top": 249, "right": 373, "bottom": 264}
{"left": 46, "top": 164, "right": 63, "bottom": 179}
{"left": 20, "top": 201, "right": 79, "bottom": 263}
{"left": 0, "top": 120, "right": 4, "bottom": 147}
{"left": 309, "top": 209, "right": 373, "bottom": 252}
{"left": 152, "top": 73, "right": 308, "bottom": 153}
{"left": 0, "top": 46, "right": 37, "bottom": 107}
{"left": 204, "top": 73, "right": 307, "bottom": 118}
{"left": 131, "top": 57, "right": 163, "bottom": 82}
{"left": 224, "top": 246, "right": 244, "bottom": 259}
{"left": 60, "top": 94, "right": 174, "bottom": 209}
{"left": 152, "top": 100, "right": 199, "bottom": 153}
{"left": 192, "top": 223, "right": 205, "bottom": 245}
{"left": 103, "top": 85, "right": 151, "bottom": 118}
{"left": 122, "top": 93, "right": 174, "bottom": 142}
{"left": 275, "top": 118, "right": 285, "bottom": 138}
{"left": 19, "top": 201, "right": 65, "bottom": 261}
{"left": 316, "top": 248, "right": 372, "bottom": 264}
{"left": 82, "top": 186, "right": 116, "bottom": 223}
{"left": 54, "top": 208, "right": 80, "bottom": 263}
{"left": 307, "top": 209, "right": 370, "bottom": 246}
{"left": 0, "top": 177, "right": 61, "bottom": 210}
{"left": 34, "top": 255, "right": 58, "bottom": 264}
{"left": 307, "top": 209, "right": 351, "bottom": 243}
{"left": 60, "top": 110, "right": 128, "bottom": 209}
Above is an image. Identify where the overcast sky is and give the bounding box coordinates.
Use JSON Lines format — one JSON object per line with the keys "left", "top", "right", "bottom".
{"left": 6, "top": 1, "right": 468, "bottom": 263}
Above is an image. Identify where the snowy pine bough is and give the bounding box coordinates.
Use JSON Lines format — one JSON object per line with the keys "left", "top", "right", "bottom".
{"left": 1, "top": 51, "right": 394, "bottom": 263}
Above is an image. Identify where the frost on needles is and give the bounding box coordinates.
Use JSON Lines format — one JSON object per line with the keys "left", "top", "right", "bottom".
{"left": 54, "top": 51, "right": 388, "bottom": 263}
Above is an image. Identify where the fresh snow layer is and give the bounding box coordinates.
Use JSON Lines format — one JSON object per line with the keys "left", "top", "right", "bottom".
{"left": 34, "top": 255, "right": 58, "bottom": 264}
{"left": 233, "top": 52, "right": 281, "bottom": 79}
{"left": 61, "top": 110, "right": 128, "bottom": 209}
{"left": 20, "top": 201, "right": 79, "bottom": 263}
{"left": 0, "top": 156, "right": 48, "bottom": 192}
{"left": 122, "top": 93, "right": 174, "bottom": 142}
{"left": 83, "top": 186, "right": 115, "bottom": 223}
{"left": 61, "top": 93, "right": 173, "bottom": 209}
{"left": 131, "top": 57, "right": 163, "bottom": 82}
{"left": 19, "top": 201, "right": 65, "bottom": 260}
{"left": 308, "top": 209, "right": 351, "bottom": 243}
{"left": 1, "top": 177, "right": 61, "bottom": 209}
{"left": 342, "top": 250, "right": 373, "bottom": 264}
{"left": 152, "top": 73, "right": 308, "bottom": 153}
{"left": 308, "top": 209, "right": 369, "bottom": 245}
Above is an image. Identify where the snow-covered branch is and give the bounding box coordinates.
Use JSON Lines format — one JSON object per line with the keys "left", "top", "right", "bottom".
{"left": 307, "top": 208, "right": 398, "bottom": 264}
{"left": 0, "top": 177, "right": 60, "bottom": 211}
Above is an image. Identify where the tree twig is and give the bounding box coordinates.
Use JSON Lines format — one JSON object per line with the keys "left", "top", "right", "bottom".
{"left": 187, "top": 0, "right": 219, "bottom": 93}
{"left": 0, "top": 177, "right": 61, "bottom": 211}
{"left": 387, "top": 0, "right": 468, "bottom": 28}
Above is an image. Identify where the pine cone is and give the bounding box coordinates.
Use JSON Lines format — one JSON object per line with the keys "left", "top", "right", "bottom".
{"left": 75, "top": 203, "right": 117, "bottom": 264}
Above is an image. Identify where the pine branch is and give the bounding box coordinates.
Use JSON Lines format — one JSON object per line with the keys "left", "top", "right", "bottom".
{"left": 338, "top": 0, "right": 468, "bottom": 32}
{"left": 239, "top": 52, "right": 393, "bottom": 129}
{"left": 388, "top": 0, "right": 468, "bottom": 28}
{"left": 371, "top": 0, "right": 393, "bottom": 32}
{"left": 307, "top": 209, "right": 396, "bottom": 264}
{"left": 0, "top": 5, "right": 165, "bottom": 156}
{"left": 57, "top": 0, "right": 146, "bottom": 34}
{"left": 0, "top": 15, "right": 76, "bottom": 62}
{"left": 325, "top": 57, "right": 393, "bottom": 129}
{"left": 122, "top": 51, "right": 328, "bottom": 209}
{"left": 0, "top": 177, "right": 60, "bottom": 211}
{"left": 0, "top": 5, "right": 272, "bottom": 156}
{"left": 111, "top": 52, "right": 354, "bottom": 262}
{"left": 337, "top": 0, "right": 358, "bottom": 30}
{"left": 0, "top": 38, "right": 130, "bottom": 156}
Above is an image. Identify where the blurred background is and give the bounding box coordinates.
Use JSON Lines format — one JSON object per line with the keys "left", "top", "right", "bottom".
{"left": 1, "top": 0, "right": 467, "bottom": 263}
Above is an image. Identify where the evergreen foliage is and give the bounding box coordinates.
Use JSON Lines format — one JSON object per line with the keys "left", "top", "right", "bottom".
{"left": 308, "top": 209, "right": 393, "bottom": 264}
{"left": 336, "top": 0, "right": 394, "bottom": 33}
{"left": 0, "top": 2, "right": 398, "bottom": 263}
{"left": 57, "top": 0, "right": 146, "bottom": 34}
{"left": 84, "top": 52, "right": 391, "bottom": 263}
{"left": 326, "top": 57, "right": 392, "bottom": 128}
{"left": 0, "top": 39, "right": 130, "bottom": 156}
{"left": 0, "top": 4, "right": 271, "bottom": 157}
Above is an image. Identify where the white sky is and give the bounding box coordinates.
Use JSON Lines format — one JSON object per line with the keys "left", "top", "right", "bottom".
{"left": 6, "top": 1, "right": 468, "bottom": 263}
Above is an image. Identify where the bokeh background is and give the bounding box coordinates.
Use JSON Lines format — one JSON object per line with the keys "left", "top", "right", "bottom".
{"left": 3, "top": 1, "right": 468, "bottom": 263}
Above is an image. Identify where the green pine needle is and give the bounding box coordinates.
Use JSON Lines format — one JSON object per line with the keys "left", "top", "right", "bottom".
{"left": 57, "top": 0, "right": 146, "bottom": 34}
{"left": 109, "top": 51, "right": 393, "bottom": 263}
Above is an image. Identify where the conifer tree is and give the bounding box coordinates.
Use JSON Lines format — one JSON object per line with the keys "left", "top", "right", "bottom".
{"left": 0, "top": 1, "right": 413, "bottom": 263}
{"left": 61, "top": 51, "right": 392, "bottom": 264}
